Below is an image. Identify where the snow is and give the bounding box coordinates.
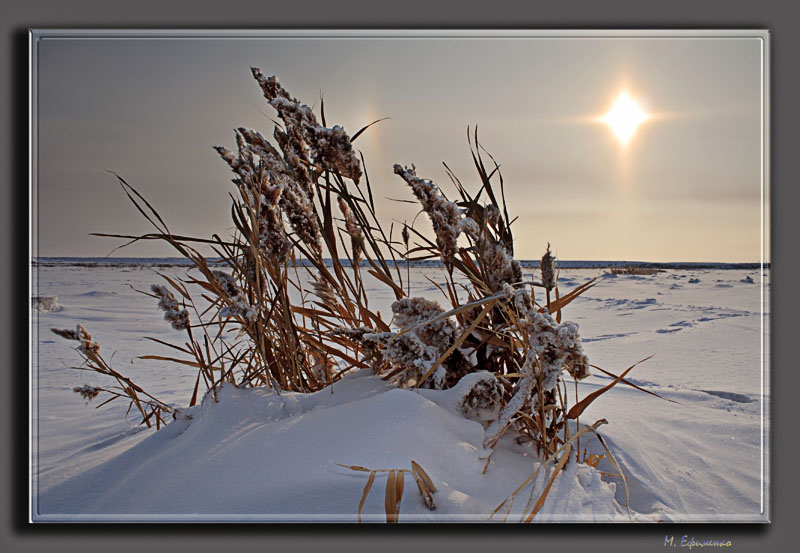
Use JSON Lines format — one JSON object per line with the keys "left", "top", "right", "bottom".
{"left": 31, "top": 263, "right": 769, "bottom": 522}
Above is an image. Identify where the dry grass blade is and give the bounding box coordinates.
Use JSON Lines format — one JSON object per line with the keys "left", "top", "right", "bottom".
{"left": 412, "top": 477, "right": 435, "bottom": 511}
{"left": 395, "top": 470, "right": 405, "bottom": 515}
{"left": 358, "top": 471, "right": 377, "bottom": 523}
{"left": 545, "top": 276, "right": 600, "bottom": 313}
{"left": 523, "top": 442, "right": 573, "bottom": 522}
{"left": 367, "top": 268, "right": 405, "bottom": 300}
{"left": 590, "top": 364, "right": 680, "bottom": 405}
{"left": 138, "top": 354, "right": 222, "bottom": 372}
{"left": 155, "top": 271, "right": 192, "bottom": 300}
{"left": 410, "top": 460, "right": 436, "bottom": 492}
{"left": 351, "top": 117, "right": 391, "bottom": 143}
{"left": 144, "top": 336, "right": 194, "bottom": 356}
{"left": 554, "top": 286, "right": 562, "bottom": 324}
{"left": 586, "top": 426, "right": 632, "bottom": 520}
{"left": 492, "top": 419, "right": 607, "bottom": 520}
{"left": 410, "top": 460, "right": 436, "bottom": 510}
{"left": 566, "top": 355, "right": 654, "bottom": 420}
{"left": 189, "top": 370, "right": 201, "bottom": 407}
{"left": 341, "top": 462, "right": 426, "bottom": 521}
{"left": 385, "top": 470, "right": 398, "bottom": 523}
{"left": 336, "top": 463, "right": 372, "bottom": 472}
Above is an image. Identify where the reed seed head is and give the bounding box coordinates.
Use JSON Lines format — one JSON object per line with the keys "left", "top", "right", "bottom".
{"left": 541, "top": 243, "right": 556, "bottom": 291}
{"left": 73, "top": 385, "right": 101, "bottom": 400}
{"left": 151, "top": 284, "right": 190, "bottom": 331}
{"left": 52, "top": 324, "right": 100, "bottom": 354}
{"left": 393, "top": 164, "right": 464, "bottom": 266}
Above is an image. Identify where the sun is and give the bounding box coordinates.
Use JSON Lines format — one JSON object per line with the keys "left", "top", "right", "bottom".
{"left": 600, "top": 91, "right": 650, "bottom": 147}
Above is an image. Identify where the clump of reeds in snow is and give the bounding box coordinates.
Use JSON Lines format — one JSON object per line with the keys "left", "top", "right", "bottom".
{"left": 61, "top": 69, "right": 659, "bottom": 521}
{"left": 82, "top": 70, "right": 607, "bottom": 431}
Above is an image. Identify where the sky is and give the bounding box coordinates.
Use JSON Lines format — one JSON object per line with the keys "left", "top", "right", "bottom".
{"left": 34, "top": 34, "right": 767, "bottom": 262}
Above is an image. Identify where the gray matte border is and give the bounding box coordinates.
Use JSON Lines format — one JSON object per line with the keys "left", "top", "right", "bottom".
{"left": 4, "top": 0, "right": 797, "bottom": 549}
{"left": 27, "top": 27, "right": 771, "bottom": 524}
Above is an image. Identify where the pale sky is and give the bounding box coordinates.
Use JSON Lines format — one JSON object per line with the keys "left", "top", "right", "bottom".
{"left": 34, "top": 35, "right": 766, "bottom": 262}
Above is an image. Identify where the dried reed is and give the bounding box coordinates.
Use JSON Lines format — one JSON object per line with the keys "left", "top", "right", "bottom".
{"left": 609, "top": 265, "right": 662, "bottom": 275}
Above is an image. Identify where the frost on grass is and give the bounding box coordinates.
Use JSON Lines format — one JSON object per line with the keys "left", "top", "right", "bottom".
{"left": 339, "top": 297, "right": 474, "bottom": 389}
{"left": 51, "top": 324, "right": 100, "bottom": 355}
{"left": 211, "top": 271, "right": 256, "bottom": 321}
{"left": 453, "top": 371, "right": 503, "bottom": 423}
{"left": 393, "top": 164, "right": 465, "bottom": 267}
{"left": 392, "top": 164, "right": 521, "bottom": 292}
{"left": 541, "top": 243, "right": 556, "bottom": 292}
{"left": 251, "top": 69, "right": 362, "bottom": 184}
{"left": 484, "top": 304, "right": 590, "bottom": 448}
{"left": 151, "top": 285, "right": 190, "bottom": 331}
{"left": 338, "top": 196, "right": 364, "bottom": 265}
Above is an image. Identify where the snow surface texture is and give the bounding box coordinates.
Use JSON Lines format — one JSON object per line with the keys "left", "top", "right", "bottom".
{"left": 31, "top": 265, "right": 770, "bottom": 522}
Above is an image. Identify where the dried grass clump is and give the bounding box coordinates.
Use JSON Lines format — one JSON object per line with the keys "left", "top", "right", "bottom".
{"left": 52, "top": 325, "right": 172, "bottom": 428}
{"left": 32, "top": 296, "right": 61, "bottom": 313}
{"left": 54, "top": 70, "right": 659, "bottom": 520}
{"left": 609, "top": 265, "right": 662, "bottom": 275}
{"left": 338, "top": 460, "right": 437, "bottom": 522}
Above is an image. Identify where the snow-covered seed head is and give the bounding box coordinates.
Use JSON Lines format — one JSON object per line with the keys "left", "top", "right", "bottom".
{"left": 278, "top": 182, "right": 323, "bottom": 256}
{"left": 250, "top": 68, "right": 362, "bottom": 183}
{"left": 524, "top": 311, "right": 590, "bottom": 391}
{"left": 541, "top": 243, "right": 556, "bottom": 291}
{"left": 393, "top": 164, "right": 463, "bottom": 266}
{"left": 151, "top": 284, "right": 190, "bottom": 331}
{"left": 456, "top": 372, "right": 503, "bottom": 422}
{"left": 478, "top": 238, "right": 518, "bottom": 292}
{"left": 213, "top": 141, "right": 290, "bottom": 260}
{"left": 338, "top": 196, "right": 364, "bottom": 263}
{"left": 217, "top": 71, "right": 365, "bottom": 263}
{"left": 73, "top": 385, "right": 101, "bottom": 400}
{"left": 52, "top": 324, "right": 100, "bottom": 354}
{"left": 51, "top": 327, "right": 80, "bottom": 341}
{"left": 306, "top": 124, "right": 363, "bottom": 183}
{"left": 211, "top": 270, "right": 241, "bottom": 298}
{"left": 391, "top": 297, "right": 457, "bottom": 349}
{"left": 310, "top": 276, "right": 338, "bottom": 307}
{"left": 211, "top": 271, "right": 256, "bottom": 321}
{"left": 485, "top": 204, "right": 500, "bottom": 227}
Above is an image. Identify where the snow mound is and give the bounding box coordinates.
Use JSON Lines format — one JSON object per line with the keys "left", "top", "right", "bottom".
{"left": 32, "top": 296, "right": 62, "bottom": 312}
{"left": 36, "top": 370, "right": 626, "bottom": 522}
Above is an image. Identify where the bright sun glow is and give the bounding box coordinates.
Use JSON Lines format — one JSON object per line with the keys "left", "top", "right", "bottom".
{"left": 600, "top": 91, "right": 649, "bottom": 147}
